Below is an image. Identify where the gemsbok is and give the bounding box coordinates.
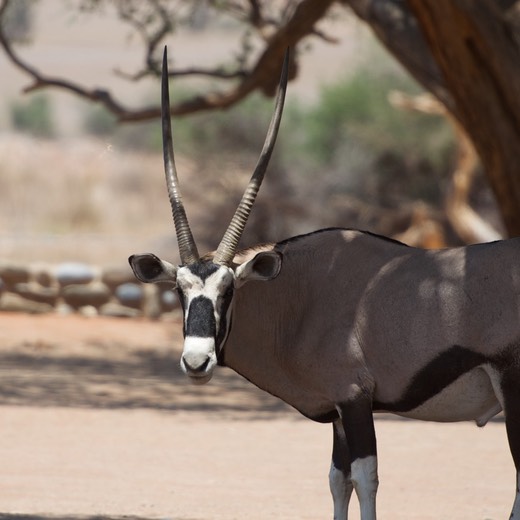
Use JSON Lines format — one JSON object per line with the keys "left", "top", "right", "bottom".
{"left": 129, "top": 47, "right": 520, "bottom": 519}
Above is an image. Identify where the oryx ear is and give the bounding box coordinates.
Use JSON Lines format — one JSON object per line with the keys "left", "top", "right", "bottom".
{"left": 128, "top": 253, "right": 178, "bottom": 285}
{"left": 235, "top": 251, "right": 282, "bottom": 287}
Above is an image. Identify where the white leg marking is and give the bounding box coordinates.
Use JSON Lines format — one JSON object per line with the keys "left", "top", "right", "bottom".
{"left": 329, "top": 461, "right": 353, "bottom": 520}
{"left": 351, "top": 455, "right": 378, "bottom": 520}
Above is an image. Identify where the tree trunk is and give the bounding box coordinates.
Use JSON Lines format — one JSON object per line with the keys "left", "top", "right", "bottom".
{"left": 406, "top": 0, "right": 520, "bottom": 237}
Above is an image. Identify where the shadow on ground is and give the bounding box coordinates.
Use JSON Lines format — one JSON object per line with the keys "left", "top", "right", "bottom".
{"left": 0, "top": 516, "right": 197, "bottom": 520}
{"left": 0, "top": 339, "right": 294, "bottom": 419}
{"left": 0, "top": 323, "right": 504, "bottom": 424}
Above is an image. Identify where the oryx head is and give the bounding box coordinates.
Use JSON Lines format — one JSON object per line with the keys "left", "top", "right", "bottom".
{"left": 129, "top": 47, "right": 288, "bottom": 384}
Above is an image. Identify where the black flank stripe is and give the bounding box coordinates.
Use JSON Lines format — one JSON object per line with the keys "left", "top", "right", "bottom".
{"left": 373, "top": 345, "right": 489, "bottom": 413}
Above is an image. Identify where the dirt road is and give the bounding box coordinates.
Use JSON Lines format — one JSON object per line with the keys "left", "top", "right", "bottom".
{"left": 0, "top": 313, "right": 515, "bottom": 519}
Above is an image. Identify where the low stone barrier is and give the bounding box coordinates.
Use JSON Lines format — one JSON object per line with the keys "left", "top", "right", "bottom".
{"left": 0, "top": 261, "right": 179, "bottom": 319}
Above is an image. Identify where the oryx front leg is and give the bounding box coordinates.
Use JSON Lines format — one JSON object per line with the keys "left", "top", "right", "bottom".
{"left": 337, "top": 398, "right": 378, "bottom": 520}
{"left": 330, "top": 418, "right": 354, "bottom": 519}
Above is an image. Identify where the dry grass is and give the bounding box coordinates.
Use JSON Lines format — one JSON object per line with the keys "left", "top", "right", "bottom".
{"left": 0, "top": 129, "right": 456, "bottom": 269}
{"left": 0, "top": 134, "right": 175, "bottom": 233}
{"left": 0, "top": 134, "right": 189, "bottom": 265}
{"left": 0, "top": 134, "right": 293, "bottom": 267}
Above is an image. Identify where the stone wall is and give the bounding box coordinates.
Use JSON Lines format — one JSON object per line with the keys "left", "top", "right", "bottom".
{"left": 0, "top": 261, "right": 179, "bottom": 319}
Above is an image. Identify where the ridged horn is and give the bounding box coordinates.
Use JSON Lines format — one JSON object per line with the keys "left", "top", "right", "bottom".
{"left": 161, "top": 46, "right": 199, "bottom": 265}
{"left": 213, "top": 48, "right": 289, "bottom": 266}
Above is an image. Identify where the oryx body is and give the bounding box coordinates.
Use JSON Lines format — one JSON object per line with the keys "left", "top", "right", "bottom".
{"left": 130, "top": 48, "right": 520, "bottom": 519}
{"left": 223, "top": 230, "right": 515, "bottom": 427}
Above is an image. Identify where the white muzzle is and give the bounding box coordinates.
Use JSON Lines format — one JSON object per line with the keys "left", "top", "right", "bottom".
{"left": 180, "top": 336, "right": 217, "bottom": 385}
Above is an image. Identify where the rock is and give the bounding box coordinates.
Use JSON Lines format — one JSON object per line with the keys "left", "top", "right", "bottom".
{"left": 78, "top": 305, "right": 98, "bottom": 318}
{"left": 14, "top": 283, "right": 59, "bottom": 305}
{"left": 100, "top": 302, "right": 141, "bottom": 318}
{"left": 56, "top": 302, "right": 74, "bottom": 315}
{"left": 33, "top": 269, "right": 54, "bottom": 288}
{"left": 54, "top": 262, "right": 97, "bottom": 286}
{"left": 62, "top": 282, "right": 110, "bottom": 309}
{"left": 102, "top": 267, "right": 137, "bottom": 289}
{"left": 115, "top": 283, "right": 143, "bottom": 309}
{"left": 0, "top": 263, "right": 30, "bottom": 288}
{"left": 0, "top": 292, "right": 54, "bottom": 314}
{"left": 160, "top": 287, "right": 179, "bottom": 312}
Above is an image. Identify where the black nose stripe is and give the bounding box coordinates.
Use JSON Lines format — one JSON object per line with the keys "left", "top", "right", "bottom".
{"left": 186, "top": 296, "right": 216, "bottom": 338}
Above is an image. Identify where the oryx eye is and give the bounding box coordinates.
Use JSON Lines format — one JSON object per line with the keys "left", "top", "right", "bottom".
{"left": 219, "top": 286, "right": 233, "bottom": 302}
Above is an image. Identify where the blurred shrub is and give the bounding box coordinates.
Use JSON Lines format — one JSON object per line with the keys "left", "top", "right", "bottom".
{"left": 113, "top": 120, "right": 163, "bottom": 152}
{"left": 77, "top": 54, "right": 456, "bottom": 242}
{"left": 9, "top": 95, "right": 55, "bottom": 138}
{"left": 169, "top": 93, "right": 293, "bottom": 248}
{"left": 1, "top": 0, "right": 34, "bottom": 43}
{"left": 83, "top": 105, "right": 117, "bottom": 137}
{"left": 172, "top": 93, "right": 273, "bottom": 163}
{"left": 283, "top": 64, "right": 455, "bottom": 208}
{"left": 79, "top": 88, "right": 274, "bottom": 156}
{"left": 81, "top": 103, "right": 162, "bottom": 151}
{"left": 153, "top": 63, "right": 455, "bottom": 214}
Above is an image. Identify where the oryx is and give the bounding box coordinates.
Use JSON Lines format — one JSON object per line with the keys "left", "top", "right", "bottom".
{"left": 129, "top": 47, "right": 520, "bottom": 520}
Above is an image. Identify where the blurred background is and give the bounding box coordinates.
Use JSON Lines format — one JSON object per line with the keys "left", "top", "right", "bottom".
{"left": 0, "top": 0, "right": 510, "bottom": 271}
{"left": 0, "top": 3, "right": 519, "bottom": 518}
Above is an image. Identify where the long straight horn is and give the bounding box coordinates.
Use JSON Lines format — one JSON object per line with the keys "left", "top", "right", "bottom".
{"left": 213, "top": 48, "right": 290, "bottom": 266}
{"left": 161, "top": 46, "right": 199, "bottom": 265}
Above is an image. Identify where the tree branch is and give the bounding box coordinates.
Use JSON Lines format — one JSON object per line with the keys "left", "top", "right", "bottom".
{"left": 114, "top": 0, "right": 172, "bottom": 78}
{"left": 114, "top": 64, "right": 248, "bottom": 82}
{"left": 343, "top": 0, "right": 454, "bottom": 111}
{"left": 389, "top": 90, "right": 503, "bottom": 243}
{"left": 0, "top": 0, "right": 337, "bottom": 122}
{"left": 406, "top": 0, "right": 520, "bottom": 237}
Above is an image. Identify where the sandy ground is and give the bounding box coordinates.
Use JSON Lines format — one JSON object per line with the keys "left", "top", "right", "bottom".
{"left": 0, "top": 313, "right": 516, "bottom": 520}
{"left": 0, "top": 5, "right": 513, "bottom": 519}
